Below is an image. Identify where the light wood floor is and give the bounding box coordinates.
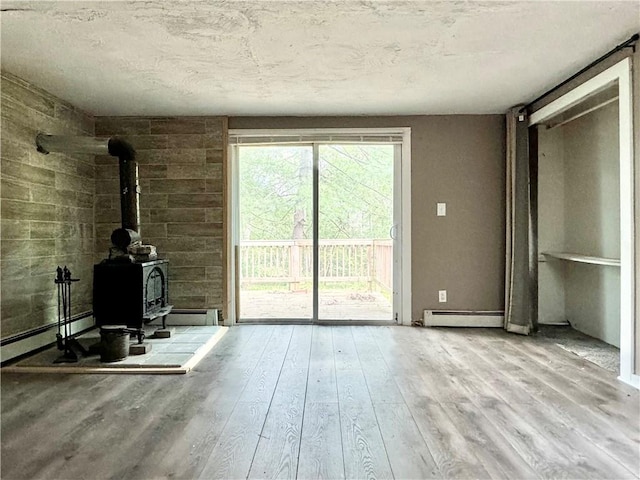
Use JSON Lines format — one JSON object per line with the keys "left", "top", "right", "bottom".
{"left": 2, "top": 325, "right": 639, "bottom": 480}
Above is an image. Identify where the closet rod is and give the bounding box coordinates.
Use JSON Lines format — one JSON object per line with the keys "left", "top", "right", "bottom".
{"left": 545, "top": 96, "right": 619, "bottom": 130}
{"left": 521, "top": 32, "right": 638, "bottom": 113}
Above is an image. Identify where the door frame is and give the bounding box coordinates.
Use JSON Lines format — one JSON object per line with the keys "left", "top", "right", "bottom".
{"left": 225, "top": 127, "right": 412, "bottom": 326}
{"left": 529, "top": 58, "right": 637, "bottom": 388}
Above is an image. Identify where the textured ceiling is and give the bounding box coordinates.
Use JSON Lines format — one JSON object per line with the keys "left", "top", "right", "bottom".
{"left": 1, "top": 1, "right": 638, "bottom": 116}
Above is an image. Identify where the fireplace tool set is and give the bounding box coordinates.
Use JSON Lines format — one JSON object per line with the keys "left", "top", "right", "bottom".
{"left": 54, "top": 266, "right": 88, "bottom": 363}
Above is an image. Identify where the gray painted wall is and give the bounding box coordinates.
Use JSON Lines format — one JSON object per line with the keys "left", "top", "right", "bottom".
{"left": 229, "top": 116, "right": 506, "bottom": 323}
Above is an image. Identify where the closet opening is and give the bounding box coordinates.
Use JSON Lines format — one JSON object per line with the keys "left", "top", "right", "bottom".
{"left": 537, "top": 83, "right": 620, "bottom": 343}
{"left": 529, "top": 58, "right": 636, "bottom": 387}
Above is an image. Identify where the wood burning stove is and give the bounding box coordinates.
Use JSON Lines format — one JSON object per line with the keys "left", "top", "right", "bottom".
{"left": 93, "top": 259, "right": 170, "bottom": 339}
{"left": 35, "top": 134, "right": 172, "bottom": 343}
{"left": 90, "top": 137, "right": 171, "bottom": 340}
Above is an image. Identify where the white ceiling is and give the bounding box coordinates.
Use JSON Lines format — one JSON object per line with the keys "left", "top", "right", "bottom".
{"left": 1, "top": 1, "right": 639, "bottom": 116}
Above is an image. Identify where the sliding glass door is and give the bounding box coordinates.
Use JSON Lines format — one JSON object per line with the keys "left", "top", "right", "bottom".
{"left": 317, "top": 144, "right": 394, "bottom": 320}
{"left": 235, "top": 137, "right": 400, "bottom": 322}
{"left": 237, "top": 146, "right": 313, "bottom": 319}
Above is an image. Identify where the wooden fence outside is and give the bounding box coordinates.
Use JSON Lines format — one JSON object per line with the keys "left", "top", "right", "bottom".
{"left": 240, "top": 239, "right": 393, "bottom": 292}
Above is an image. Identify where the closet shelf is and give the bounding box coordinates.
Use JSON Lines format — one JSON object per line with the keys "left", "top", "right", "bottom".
{"left": 539, "top": 251, "right": 620, "bottom": 267}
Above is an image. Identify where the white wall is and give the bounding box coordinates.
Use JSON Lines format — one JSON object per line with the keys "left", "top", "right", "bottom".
{"left": 564, "top": 102, "right": 620, "bottom": 259}
{"left": 537, "top": 100, "right": 621, "bottom": 346}
{"left": 563, "top": 101, "right": 620, "bottom": 346}
{"left": 538, "top": 126, "right": 567, "bottom": 324}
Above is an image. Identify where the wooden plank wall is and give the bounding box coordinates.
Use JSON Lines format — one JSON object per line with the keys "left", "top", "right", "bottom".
{"left": 1, "top": 71, "right": 95, "bottom": 338}
{"left": 94, "top": 116, "right": 227, "bottom": 315}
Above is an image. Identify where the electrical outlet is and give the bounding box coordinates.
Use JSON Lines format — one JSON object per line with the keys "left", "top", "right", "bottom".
{"left": 437, "top": 202, "right": 446, "bottom": 216}
{"left": 438, "top": 290, "right": 447, "bottom": 303}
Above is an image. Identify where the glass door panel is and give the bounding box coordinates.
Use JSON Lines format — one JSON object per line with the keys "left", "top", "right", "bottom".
{"left": 317, "top": 145, "right": 394, "bottom": 320}
{"left": 237, "top": 145, "right": 313, "bottom": 320}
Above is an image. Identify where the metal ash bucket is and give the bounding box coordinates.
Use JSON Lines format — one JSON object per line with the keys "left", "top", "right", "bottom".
{"left": 100, "top": 325, "right": 130, "bottom": 362}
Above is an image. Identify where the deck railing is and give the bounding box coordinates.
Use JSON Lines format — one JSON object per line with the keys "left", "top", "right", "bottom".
{"left": 240, "top": 239, "right": 393, "bottom": 291}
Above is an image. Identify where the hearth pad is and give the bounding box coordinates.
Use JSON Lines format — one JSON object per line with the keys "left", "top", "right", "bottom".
{"left": 3, "top": 326, "right": 228, "bottom": 375}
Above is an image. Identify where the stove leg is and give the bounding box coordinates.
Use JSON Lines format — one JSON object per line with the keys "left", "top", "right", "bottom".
{"left": 137, "top": 329, "right": 145, "bottom": 344}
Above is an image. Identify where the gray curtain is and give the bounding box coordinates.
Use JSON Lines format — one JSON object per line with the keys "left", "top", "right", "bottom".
{"left": 504, "top": 106, "right": 536, "bottom": 335}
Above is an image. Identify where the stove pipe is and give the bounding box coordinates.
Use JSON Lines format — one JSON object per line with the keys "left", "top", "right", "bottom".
{"left": 36, "top": 134, "right": 140, "bottom": 234}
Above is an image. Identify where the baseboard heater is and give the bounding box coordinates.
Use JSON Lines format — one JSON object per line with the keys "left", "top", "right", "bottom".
{"left": 148, "top": 309, "right": 220, "bottom": 327}
{"left": 1, "top": 312, "right": 95, "bottom": 365}
{"left": 423, "top": 310, "right": 504, "bottom": 327}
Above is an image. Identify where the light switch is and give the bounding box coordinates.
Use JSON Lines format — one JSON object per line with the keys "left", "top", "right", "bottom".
{"left": 437, "top": 202, "right": 446, "bottom": 216}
